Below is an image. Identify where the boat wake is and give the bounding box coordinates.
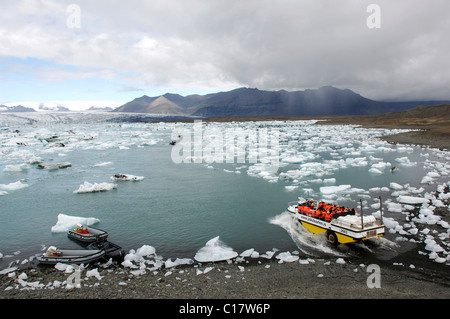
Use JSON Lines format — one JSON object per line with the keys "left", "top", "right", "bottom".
{"left": 270, "top": 212, "right": 344, "bottom": 257}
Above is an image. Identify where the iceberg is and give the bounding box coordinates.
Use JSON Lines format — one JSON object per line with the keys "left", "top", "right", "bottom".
{"left": 73, "top": 181, "right": 117, "bottom": 193}
{"left": 397, "top": 195, "right": 428, "bottom": 205}
{"left": 0, "top": 181, "right": 29, "bottom": 192}
{"left": 389, "top": 182, "right": 404, "bottom": 190}
{"left": 368, "top": 167, "right": 383, "bottom": 175}
{"left": 194, "top": 236, "right": 238, "bottom": 262}
{"left": 3, "top": 164, "right": 29, "bottom": 173}
{"left": 320, "top": 185, "right": 351, "bottom": 195}
{"left": 51, "top": 213, "right": 100, "bottom": 233}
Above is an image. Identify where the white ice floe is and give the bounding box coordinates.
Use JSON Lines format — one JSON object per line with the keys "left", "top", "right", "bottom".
{"left": 0, "top": 180, "right": 29, "bottom": 192}
{"left": 121, "top": 244, "right": 164, "bottom": 273}
{"left": 395, "top": 156, "right": 416, "bottom": 167}
{"left": 92, "top": 161, "right": 113, "bottom": 167}
{"left": 73, "top": 181, "right": 117, "bottom": 193}
{"left": 86, "top": 268, "right": 103, "bottom": 280}
{"left": 275, "top": 251, "right": 299, "bottom": 263}
{"left": 387, "top": 202, "right": 403, "bottom": 213}
{"left": 320, "top": 185, "right": 351, "bottom": 195}
{"left": 240, "top": 248, "right": 260, "bottom": 258}
{"left": 397, "top": 195, "right": 429, "bottom": 205}
{"left": 389, "top": 182, "right": 404, "bottom": 190}
{"left": 165, "top": 258, "right": 194, "bottom": 268}
{"left": 2, "top": 164, "right": 29, "bottom": 173}
{"left": 194, "top": 236, "right": 238, "bottom": 262}
{"left": 368, "top": 167, "right": 383, "bottom": 175}
{"left": 51, "top": 213, "right": 100, "bottom": 232}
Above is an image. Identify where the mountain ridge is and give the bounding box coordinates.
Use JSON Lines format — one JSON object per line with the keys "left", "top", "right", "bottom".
{"left": 112, "top": 86, "right": 450, "bottom": 117}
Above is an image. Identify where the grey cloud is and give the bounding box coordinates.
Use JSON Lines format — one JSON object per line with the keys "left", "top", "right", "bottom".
{"left": 1, "top": 0, "right": 449, "bottom": 101}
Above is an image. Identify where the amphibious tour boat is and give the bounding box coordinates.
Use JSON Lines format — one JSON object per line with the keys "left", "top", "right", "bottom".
{"left": 287, "top": 198, "right": 385, "bottom": 245}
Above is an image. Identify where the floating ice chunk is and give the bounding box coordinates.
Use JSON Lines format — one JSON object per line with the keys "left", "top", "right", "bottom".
{"left": 345, "top": 157, "right": 368, "bottom": 167}
{"left": 92, "top": 161, "right": 113, "bottom": 167}
{"left": 389, "top": 182, "right": 404, "bottom": 190}
{"left": 382, "top": 217, "right": 402, "bottom": 231}
{"left": 73, "top": 181, "right": 117, "bottom": 193}
{"left": 414, "top": 207, "right": 441, "bottom": 225}
{"left": 371, "top": 161, "right": 391, "bottom": 170}
{"left": 420, "top": 176, "right": 433, "bottom": 184}
{"left": 320, "top": 185, "right": 351, "bottom": 194}
{"left": 282, "top": 152, "right": 316, "bottom": 163}
{"left": 0, "top": 180, "right": 29, "bottom": 192}
{"left": 284, "top": 185, "right": 298, "bottom": 192}
{"left": 111, "top": 174, "right": 144, "bottom": 181}
{"left": 194, "top": 236, "right": 238, "bottom": 262}
{"left": 3, "top": 164, "right": 29, "bottom": 173}
{"left": 387, "top": 202, "right": 403, "bottom": 213}
{"left": 397, "top": 195, "right": 428, "bottom": 205}
{"left": 51, "top": 213, "right": 100, "bottom": 232}
{"left": 395, "top": 156, "right": 416, "bottom": 167}
{"left": 323, "top": 178, "right": 336, "bottom": 185}
{"left": 368, "top": 167, "right": 383, "bottom": 175}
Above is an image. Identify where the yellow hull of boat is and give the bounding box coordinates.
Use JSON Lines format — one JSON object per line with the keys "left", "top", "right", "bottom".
{"left": 299, "top": 220, "right": 382, "bottom": 244}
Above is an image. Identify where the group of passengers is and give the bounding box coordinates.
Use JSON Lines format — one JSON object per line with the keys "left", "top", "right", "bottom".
{"left": 299, "top": 200, "right": 356, "bottom": 221}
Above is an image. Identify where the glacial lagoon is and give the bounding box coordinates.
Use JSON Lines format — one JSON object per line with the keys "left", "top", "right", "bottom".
{"left": 1, "top": 114, "right": 449, "bottom": 270}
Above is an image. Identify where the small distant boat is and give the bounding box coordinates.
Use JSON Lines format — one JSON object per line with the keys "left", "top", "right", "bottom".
{"left": 87, "top": 241, "right": 125, "bottom": 261}
{"left": 287, "top": 198, "right": 385, "bottom": 245}
{"left": 35, "top": 162, "right": 72, "bottom": 170}
{"left": 37, "top": 246, "right": 105, "bottom": 265}
{"left": 67, "top": 224, "right": 108, "bottom": 243}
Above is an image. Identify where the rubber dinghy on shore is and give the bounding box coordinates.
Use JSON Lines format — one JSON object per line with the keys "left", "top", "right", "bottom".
{"left": 37, "top": 246, "right": 105, "bottom": 265}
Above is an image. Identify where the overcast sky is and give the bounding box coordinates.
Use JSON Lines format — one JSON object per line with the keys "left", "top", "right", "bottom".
{"left": 1, "top": 0, "right": 449, "bottom": 110}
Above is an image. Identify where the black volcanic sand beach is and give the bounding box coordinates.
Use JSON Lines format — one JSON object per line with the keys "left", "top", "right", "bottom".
{"left": 1, "top": 250, "right": 449, "bottom": 300}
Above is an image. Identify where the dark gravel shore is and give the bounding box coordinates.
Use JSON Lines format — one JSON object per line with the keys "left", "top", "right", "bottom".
{"left": 1, "top": 252, "right": 449, "bottom": 300}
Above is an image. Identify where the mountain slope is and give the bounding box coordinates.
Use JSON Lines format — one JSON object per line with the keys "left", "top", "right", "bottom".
{"left": 112, "top": 86, "right": 449, "bottom": 117}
